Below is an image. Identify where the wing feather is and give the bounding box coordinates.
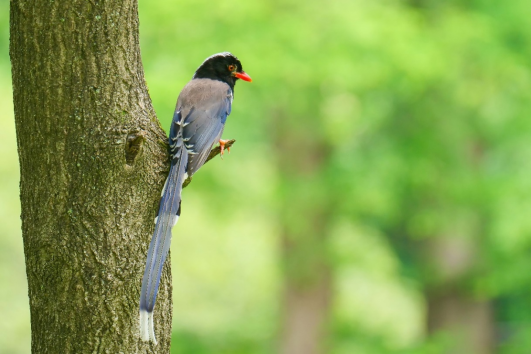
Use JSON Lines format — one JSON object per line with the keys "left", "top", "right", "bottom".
{"left": 174, "top": 79, "right": 233, "bottom": 176}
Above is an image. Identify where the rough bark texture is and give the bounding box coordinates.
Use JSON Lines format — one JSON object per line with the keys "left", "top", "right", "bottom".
{"left": 10, "top": 0, "right": 172, "bottom": 352}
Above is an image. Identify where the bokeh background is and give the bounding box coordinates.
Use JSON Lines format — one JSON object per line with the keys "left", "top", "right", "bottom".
{"left": 2, "top": 0, "right": 531, "bottom": 353}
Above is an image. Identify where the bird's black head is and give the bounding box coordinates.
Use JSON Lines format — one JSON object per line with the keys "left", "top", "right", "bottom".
{"left": 193, "top": 52, "right": 252, "bottom": 90}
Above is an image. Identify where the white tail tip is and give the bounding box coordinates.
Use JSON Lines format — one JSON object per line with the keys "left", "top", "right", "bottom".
{"left": 139, "top": 309, "right": 157, "bottom": 344}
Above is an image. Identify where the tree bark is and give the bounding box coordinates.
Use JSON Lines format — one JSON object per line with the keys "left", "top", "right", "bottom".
{"left": 10, "top": 0, "right": 172, "bottom": 352}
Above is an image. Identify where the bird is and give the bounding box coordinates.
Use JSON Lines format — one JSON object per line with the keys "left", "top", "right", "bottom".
{"left": 139, "top": 52, "right": 252, "bottom": 344}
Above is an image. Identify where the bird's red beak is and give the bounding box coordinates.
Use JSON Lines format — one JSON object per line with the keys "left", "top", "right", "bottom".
{"left": 234, "top": 71, "right": 252, "bottom": 82}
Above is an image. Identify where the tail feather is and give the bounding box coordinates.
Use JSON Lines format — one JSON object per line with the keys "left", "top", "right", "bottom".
{"left": 139, "top": 309, "right": 152, "bottom": 342}
{"left": 139, "top": 146, "right": 188, "bottom": 343}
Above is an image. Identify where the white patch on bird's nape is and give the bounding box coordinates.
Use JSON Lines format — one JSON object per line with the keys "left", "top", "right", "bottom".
{"left": 154, "top": 216, "right": 158, "bottom": 224}
{"left": 199, "top": 51, "right": 234, "bottom": 66}
{"left": 193, "top": 52, "right": 238, "bottom": 79}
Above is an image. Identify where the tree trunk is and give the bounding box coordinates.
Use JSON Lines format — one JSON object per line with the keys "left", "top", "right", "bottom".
{"left": 427, "top": 291, "right": 494, "bottom": 354}
{"left": 280, "top": 260, "right": 332, "bottom": 354}
{"left": 424, "top": 236, "right": 494, "bottom": 354}
{"left": 273, "top": 109, "right": 333, "bottom": 354}
{"left": 10, "top": 0, "right": 172, "bottom": 352}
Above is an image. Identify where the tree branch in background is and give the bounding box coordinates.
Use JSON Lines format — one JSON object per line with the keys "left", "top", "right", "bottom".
{"left": 182, "top": 139, "right": 235, "bottom": 188}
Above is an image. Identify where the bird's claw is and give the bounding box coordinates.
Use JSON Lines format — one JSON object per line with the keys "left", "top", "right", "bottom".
{"left": 219, "top": 139, "right": 231, "bottom": 159}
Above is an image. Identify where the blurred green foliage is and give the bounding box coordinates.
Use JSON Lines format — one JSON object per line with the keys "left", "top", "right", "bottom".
{"left": 2, "top": 0, "right": 531, "bottom": 353}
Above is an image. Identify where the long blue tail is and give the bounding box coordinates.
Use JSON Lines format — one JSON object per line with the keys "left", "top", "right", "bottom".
{"left": 139, "top": 145, "right": 188, "bottom": 344}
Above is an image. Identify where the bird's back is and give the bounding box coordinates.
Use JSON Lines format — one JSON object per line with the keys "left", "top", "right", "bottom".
{"left": 175, "top": 78, "right": 233, "bottom": 176}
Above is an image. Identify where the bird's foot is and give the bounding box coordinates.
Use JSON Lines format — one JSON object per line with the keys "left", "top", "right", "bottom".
{"left": 219, "top": 139, "right": 231, "bottom": 159}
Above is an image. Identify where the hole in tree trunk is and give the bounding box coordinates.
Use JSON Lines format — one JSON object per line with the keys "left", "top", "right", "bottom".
{"left": 125, "top": 132, "right": 145, "bottom": 165}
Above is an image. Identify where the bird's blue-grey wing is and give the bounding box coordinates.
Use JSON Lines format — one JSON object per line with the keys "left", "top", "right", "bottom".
{"left": 178, "top": 82, "right": 233, "bottom": 176}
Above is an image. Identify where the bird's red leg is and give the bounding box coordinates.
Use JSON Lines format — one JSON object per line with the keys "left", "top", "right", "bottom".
{"left": 219, "top": 139, "right": 231, "bottom": 159}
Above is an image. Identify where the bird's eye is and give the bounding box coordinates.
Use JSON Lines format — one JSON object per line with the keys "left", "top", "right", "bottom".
{"left": 228, "top": 64, "right": 235, "bottom": 72}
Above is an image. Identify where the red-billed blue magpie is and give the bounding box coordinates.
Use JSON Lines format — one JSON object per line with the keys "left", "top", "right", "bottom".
{"left": 139, "top": 52, "right": 251, "bottom": 343}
